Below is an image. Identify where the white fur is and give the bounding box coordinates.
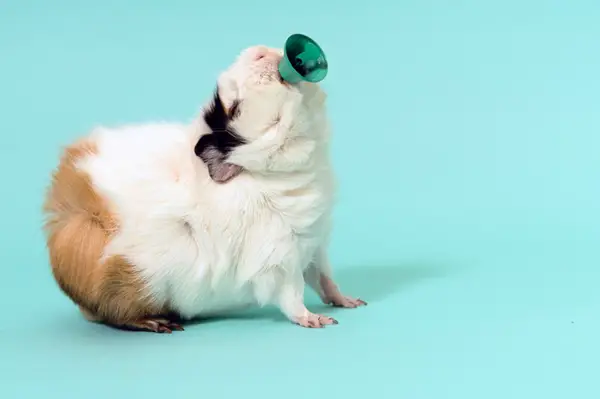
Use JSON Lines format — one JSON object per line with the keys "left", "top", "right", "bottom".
{"left": 78, "top": 46, "right": 337, "bottom": 322}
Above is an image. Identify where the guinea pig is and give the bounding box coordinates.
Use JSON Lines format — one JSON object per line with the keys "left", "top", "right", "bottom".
{"left": 42, "top": 45, "right": 366, "bottom": 333}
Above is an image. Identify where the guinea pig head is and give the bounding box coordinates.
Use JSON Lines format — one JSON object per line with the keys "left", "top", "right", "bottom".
{"left": 194, "top": 45, "right": 327, "bottom": 183}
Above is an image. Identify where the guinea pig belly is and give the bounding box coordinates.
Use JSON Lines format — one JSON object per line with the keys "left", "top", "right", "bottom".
{"left": 166, "top": 263, "right": 258, "bottom": 319}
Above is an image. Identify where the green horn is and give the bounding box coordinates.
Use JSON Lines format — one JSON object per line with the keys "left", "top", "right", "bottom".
{"left": 278, "top": 33, "right": 328, "bottom": 84}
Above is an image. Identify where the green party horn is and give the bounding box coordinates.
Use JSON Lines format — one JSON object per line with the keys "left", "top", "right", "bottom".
{"left": 278, "top": 33, "right": 328, "bottom": 84}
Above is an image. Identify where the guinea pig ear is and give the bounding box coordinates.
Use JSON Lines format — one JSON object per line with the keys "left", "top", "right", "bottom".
{"left": 195, "top": 142, "right": 244, "bottom": 183}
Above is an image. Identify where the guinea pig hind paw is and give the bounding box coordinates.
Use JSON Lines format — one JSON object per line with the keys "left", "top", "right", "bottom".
{"left": 126, "top": 318, "right": 185, "bottom": 334}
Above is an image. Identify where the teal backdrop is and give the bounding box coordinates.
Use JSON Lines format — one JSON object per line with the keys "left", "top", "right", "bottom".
{"left": 1, "top": 1, "right": 599, "bottom": 398}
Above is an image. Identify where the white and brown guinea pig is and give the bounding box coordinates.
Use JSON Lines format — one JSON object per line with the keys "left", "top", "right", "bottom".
{"left": 42, "top": 45, "right": 366, "bottom": 333}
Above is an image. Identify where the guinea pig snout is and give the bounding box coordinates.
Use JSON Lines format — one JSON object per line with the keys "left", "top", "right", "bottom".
{"left": 253, "top": 48, "right": 268, "bottom": 61}
{"left": 248, "top": 46, "right": 282, "bottom": 63}
{"left": 243, "top": 46, "right": 286, "bottom": 83}
{"left": 259, "top": 56, "right": 284, "bottom": 81}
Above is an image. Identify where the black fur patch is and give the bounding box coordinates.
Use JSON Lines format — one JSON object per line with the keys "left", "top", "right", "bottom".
{"left": 195, "top": 90, "right": 245, "bottom": 158}
{"left": 194, "top": 89, "right": 246, "bottom": 183}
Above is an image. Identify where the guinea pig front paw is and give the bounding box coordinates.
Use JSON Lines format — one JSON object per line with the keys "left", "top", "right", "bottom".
{"left": 318, "top": 274, "right": 367, "bottom": 308}
{"left": 325, "top": 295, "right": 367, "bottom": 309}
{"left": 293, "top": 312, "right": 338, "bottom": 328}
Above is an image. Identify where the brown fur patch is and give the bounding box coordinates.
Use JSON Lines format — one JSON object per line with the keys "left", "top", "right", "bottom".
{"left": 95, "top": 255, "right": 163, "bottom": 324}
{"left": 43, "top": 138, "right": 162, "bottom": 326}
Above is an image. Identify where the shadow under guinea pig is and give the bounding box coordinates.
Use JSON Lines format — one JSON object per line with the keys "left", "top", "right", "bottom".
{"left": 188, "top": 261, "right": 457, "bottom": 324}
{"left": 48, "top": 262, "right": 459, "bottom": 333}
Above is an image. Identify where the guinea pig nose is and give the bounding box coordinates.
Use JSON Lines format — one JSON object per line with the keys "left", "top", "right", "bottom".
{"left": 253, "top": 49, "right": 268, "bottom": 61}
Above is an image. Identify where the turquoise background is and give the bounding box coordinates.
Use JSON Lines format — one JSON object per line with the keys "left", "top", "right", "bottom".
{"left": 1, "top": 0, "right": 599, "bottom": 397}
